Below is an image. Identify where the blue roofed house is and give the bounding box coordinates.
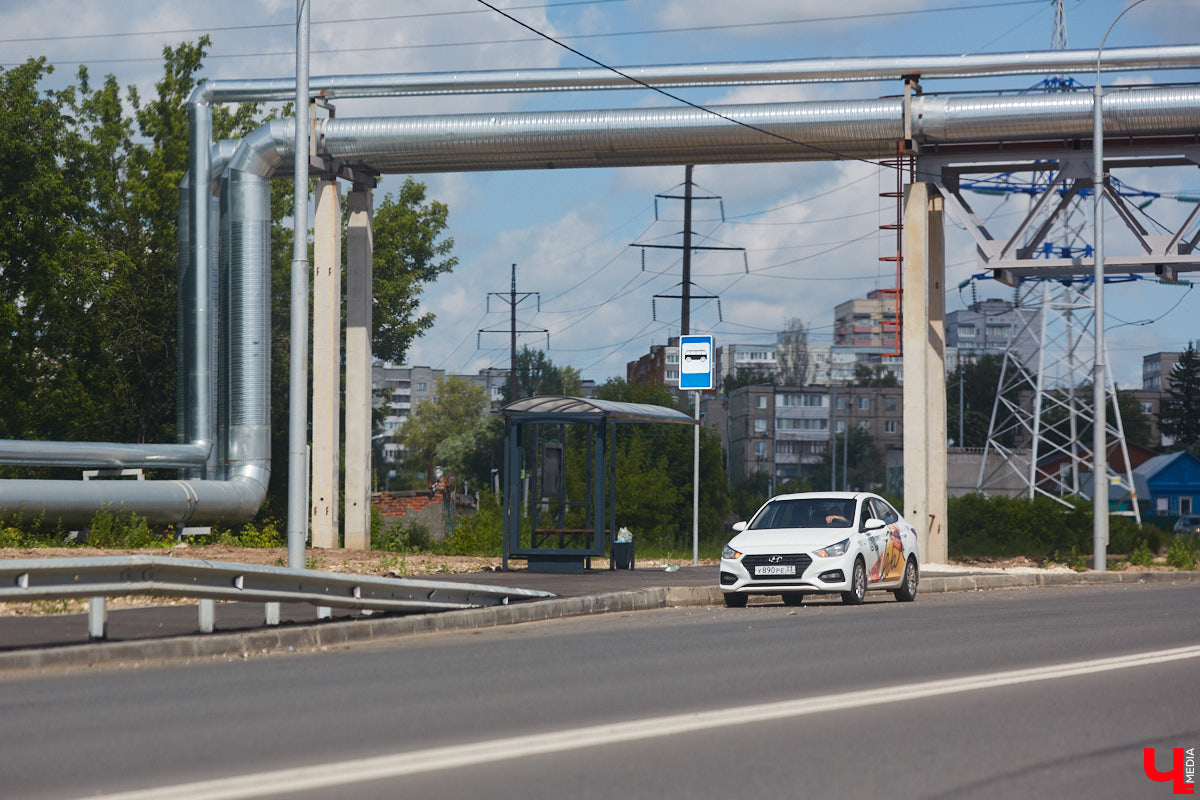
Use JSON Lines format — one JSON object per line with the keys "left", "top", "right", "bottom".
{"left": 1120, "top": 451, "right": 1200, "bottom": 519}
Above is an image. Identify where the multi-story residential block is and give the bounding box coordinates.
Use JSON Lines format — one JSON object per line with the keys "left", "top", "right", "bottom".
{"left": 726, "top": 383, "right": 903, "bottom": 486}
{"left": 627, "top": 338, "right": 679, "bottom": 386}
{"left": 946, "top": 298, "right": 1039, "bottom": 367}
{"left": 716, "top": 342, "right": 777, "bottom": 385}
{"left": 372, "top": 363, "right": 446, "bottom": 462}
{"left": 1134, "top": 351, "right": 1182, "bottom": 448}
{"left": 833, "top": 289, "right": 899, "bottom": 349}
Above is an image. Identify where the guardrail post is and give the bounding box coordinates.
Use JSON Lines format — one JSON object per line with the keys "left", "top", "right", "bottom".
{"left": 88, "top": 597, "right": 106, "bottom": 640}
{"left": 198, "top": 599, "right": 215, "bottom": 633}
{"left": 265, "top": 602, "right": 280, "bottom": 626}
{"left": 317, "top": 606, "right": 331, "bottom": 620}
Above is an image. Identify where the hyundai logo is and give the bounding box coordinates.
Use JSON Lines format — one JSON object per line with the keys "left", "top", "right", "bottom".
{"left": 768, "top": 555, "right": 784, "bottom": 563}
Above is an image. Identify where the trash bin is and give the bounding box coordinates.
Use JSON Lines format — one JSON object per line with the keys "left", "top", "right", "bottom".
{"left": 612, "top": 541, "right": 634, "bottom": 570}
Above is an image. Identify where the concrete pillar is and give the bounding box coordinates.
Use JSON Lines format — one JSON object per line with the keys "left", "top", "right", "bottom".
{"left": 902, "top": 183, "right": 949, "bottom": 563}
{"left": 344, "top": 187, "right": 374, "bottom": 549}
{"left": 311, "top": 180, "right": 341, "bottom": 549}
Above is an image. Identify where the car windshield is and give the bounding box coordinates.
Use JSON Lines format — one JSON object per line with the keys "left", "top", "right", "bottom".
{"left": 748, "top": 498, "right": 856, "bottom": 530}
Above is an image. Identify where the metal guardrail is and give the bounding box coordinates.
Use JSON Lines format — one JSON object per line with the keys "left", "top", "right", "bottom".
{"left": 0, "top": 556, "right": 554, "bottom": 640}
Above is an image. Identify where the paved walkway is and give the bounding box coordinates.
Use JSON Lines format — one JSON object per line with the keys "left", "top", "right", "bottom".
{"left": 1, "top": 564, "right": 1197, "bottom": 672}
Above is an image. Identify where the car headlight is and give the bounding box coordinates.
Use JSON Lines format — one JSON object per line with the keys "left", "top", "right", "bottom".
{"left": 814, "top": 538, "right": 850, "bottom": 558}
{"left": 722, "top": 545, "right": 742, "bottom": 560}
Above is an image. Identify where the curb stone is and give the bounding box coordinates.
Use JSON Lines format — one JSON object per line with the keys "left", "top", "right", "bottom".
{"left": 2, "top": 571, "right": 1197, "bottom": 673}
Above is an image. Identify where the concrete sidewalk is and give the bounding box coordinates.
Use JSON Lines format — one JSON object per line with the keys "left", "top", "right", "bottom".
{"left": 2, "top": 564, "right": 1197, "bottom": 673}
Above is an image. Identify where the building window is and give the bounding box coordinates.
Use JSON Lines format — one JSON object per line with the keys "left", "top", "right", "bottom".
{"left": 835, "top": 420, "right": 846, "bottom": 434}
{"left": 884, "top": 420, "right": 897, "bottom": 433}
{"left": 756, "top": 396, "right": 768, "bottom": 410}
{"left": 1141, "top": 401, "right": 1153, "bottom": 414}
{"left": 836, "top": 397, "right": 846, "bottom": 411}
{"left": 885, "top": 396, "right": 898, "bottom": 412}
{"left": 754, "top": 418, "right": 767, "bottom": 434}
{"left": 1182, "top": 497, "right": 1194, "bottom": 516}
{"left": 1157, "top": 497, "right": 1169, "bottom": 515}
{"left": 857, "top": 396, "right": 869, "bottom": 411}
{"left": 754, "top": 441, "right": 767, "bottom": 457}
{"left": 804, "top": 394, "right": 824, "bottom": 407}
{"left": 416, "top": 382, "right": 427, "bottom": 391}
{"left": 958, "top": 325, "right": 976, "bottom": 338}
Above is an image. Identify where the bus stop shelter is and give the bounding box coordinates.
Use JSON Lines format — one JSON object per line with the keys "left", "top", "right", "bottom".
{"left": 499, "top": 396, "right": 697, "bottom": 573}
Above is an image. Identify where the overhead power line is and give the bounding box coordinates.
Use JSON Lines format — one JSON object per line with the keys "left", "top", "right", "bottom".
{"left": 0, "top": 0, "right": 630, "bottom": 45}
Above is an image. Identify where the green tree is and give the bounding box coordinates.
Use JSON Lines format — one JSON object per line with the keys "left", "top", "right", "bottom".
{"left": 499, "top": 347, "right": 581, "bottom": 403}
{"left": 947, "top": 354, "right": 1011, "bottom": 448}
{"left": 397, "top": 376, "right": 489, "bottom": 482}
{"left": 852, "top": 363, "right": 899, "bottom": 387}
{"left": 815, "top": 426, "right": 885, "bottom": 491}
{"left": 722, "top": 367, "right": 774, "bottom": 395}
{"left": 365, "top": 179, "right": 457, "bottom": 363}
{"left": 1159, "top": 342, "right": 1200, "bottom": 454}
{"left": 590, "top": 379, "right": 731, "bottom": 548}
{"left": 0, "top": 45, "right": 456, "bottom": 519}
{"left": 1116, "top": 390, "right": 1151, "bottom": 448}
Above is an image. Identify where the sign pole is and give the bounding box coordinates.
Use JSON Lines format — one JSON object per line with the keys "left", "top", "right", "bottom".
{"left": 693, "top": 390, "right": 700, "bottom": 566}
{"left": 679, "top": 334, "right": 713, "bottom": 567}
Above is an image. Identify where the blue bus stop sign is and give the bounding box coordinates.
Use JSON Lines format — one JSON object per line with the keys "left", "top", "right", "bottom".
{"left": 679, "top": 335, "right": 714, "bottom": 391}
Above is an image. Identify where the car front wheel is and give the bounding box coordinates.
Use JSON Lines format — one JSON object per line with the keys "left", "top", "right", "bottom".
{"left": 841, "top": 559, "right": 866, "bottom": 605}
{"left": 723, "top": 592, "right": 748, "bottom": 608}
{"left": 893, "top": 556, "right": 919, "bottom": 602}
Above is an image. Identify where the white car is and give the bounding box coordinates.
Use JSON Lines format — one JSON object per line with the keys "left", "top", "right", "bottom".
{"left": 719, "top": 492, "right": 919, "bottom": 607}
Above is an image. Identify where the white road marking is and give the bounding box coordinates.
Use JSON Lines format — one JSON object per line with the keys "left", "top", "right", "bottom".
{"left": 79, "top": 643, "right": 1200, "bottom": 800}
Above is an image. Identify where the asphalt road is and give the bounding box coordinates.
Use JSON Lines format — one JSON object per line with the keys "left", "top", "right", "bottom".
{"left": 3, "top": 582, "right": 1199, "bottom": 799}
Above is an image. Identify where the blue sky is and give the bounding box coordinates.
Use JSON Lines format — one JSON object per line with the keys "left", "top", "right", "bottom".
{"left": 3, "top": 0, "right": 1198, "bottom": 388}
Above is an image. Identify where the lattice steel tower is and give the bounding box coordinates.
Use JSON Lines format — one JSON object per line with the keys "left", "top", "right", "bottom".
{"left": 975, "top": 1, "right": 1140, "bottom": 521}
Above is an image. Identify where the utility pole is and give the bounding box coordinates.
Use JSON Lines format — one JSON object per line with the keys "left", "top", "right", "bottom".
{"left": 634, "top": 166, "right": 746, "bottom": 340}
{"left": 479, "top": 264, "right": 547, "bottom": 403}
{"left": 682, "top": 165, "right": 693, "bottom": 336}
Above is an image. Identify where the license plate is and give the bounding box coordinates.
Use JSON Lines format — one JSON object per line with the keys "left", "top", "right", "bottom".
{"left": 754, "top": 565, "right": 796, "bottom": 576}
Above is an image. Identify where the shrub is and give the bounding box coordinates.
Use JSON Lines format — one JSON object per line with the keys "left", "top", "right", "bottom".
{"left": 374, "top": 518, "right": 434, "bottom": 553}
{"left": 1166, "top": 535, "right": 1199, "bottom": 570}
{"left": 85, "top": 507, "right": 166, "bottom": 548}
{"left": 948, "top": 494, "right": 1158, "bottom": 562}
{"left": 443, "top": 491, "right": 502, "bottom": 557}
{"left": 0, "top": 526, "right": 25, "bottom": 547}
{"left": 1128, "top": 539, "right": 1155, "bottom": 568}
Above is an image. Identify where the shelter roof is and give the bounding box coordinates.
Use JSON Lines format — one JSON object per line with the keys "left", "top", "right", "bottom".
{"left": 499, "top": 395, "right": 696, "bottom": 426}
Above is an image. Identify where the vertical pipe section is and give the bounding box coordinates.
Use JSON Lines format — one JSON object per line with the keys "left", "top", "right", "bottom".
{"left": 288, "top": 0, "right": 312, "bottom": 569}
{"left": 186, "top": 99, "right": 214, "bottom": 472}
{"left": 344, "top": 188, "right": 374, "bottom": 550}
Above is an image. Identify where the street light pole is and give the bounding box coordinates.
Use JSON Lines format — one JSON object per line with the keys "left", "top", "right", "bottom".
{"left": 1093, "top": 0, "right": 1149, "bottom": 572}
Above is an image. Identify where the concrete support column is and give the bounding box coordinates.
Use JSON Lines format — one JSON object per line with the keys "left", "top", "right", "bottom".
{"left": 344, "top": 187, "right": 374, "bottom": 550}
{"left": 311, "top": 179, "right": 341, "bottom": 549}
{"left": 902, "top": 182, "right": 949, "bottom": 564}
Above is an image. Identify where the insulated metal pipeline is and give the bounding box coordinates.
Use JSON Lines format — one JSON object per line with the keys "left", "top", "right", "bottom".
{"left": 182, "top": 45, "right": 1200, "bottom": 102}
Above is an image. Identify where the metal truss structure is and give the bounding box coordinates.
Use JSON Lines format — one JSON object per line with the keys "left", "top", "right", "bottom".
{"left": 918, "top": 142, "right": 1200, "bottom": 285}
{"left": 918, "top": 138, "right": 1200, "bottom": 518}
{"left": 973, "top": 278, "right": 1141, "bottom": 521}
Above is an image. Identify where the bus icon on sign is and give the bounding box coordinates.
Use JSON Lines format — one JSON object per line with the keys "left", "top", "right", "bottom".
{"left": 679, "top": 335, "right": 713, "bottom": 390}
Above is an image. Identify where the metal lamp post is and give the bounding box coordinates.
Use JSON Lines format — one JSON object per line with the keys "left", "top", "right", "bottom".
{"left": 1093, "top": 0, "right": 1149, "bottom": 571}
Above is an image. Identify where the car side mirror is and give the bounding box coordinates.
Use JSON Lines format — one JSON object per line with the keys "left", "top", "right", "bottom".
{"left": 862, "top": 517, "right": 886, "bottom": 532}
{"left": 732, "top": 521, "right": 747, "bottom": 533}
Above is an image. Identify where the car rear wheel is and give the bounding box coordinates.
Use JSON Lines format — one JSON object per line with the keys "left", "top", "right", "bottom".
{"left": 781, "top": 592, "right": 804, "bottom": 606}
{"left": 723, "top": 592, "right": 748, "bottom": 608}
{"left": 841, "top": 559, "right": 866, "bottom": 605}
{"left": 893, "top": 556, "right": 919, "bottom": 602}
